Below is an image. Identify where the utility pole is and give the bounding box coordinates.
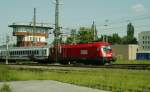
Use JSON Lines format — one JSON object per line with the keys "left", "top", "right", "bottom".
{"left": 5, "top": 35, "right": 10, "bottom": 64}
{"left": 32, "top": 8, "right": 36, "bottom": 46}
{"left": 104, "top": 19, "right": 109, "bottom": 42}
{"left": 102, "top": 35, "right": 105, "bottom": 42}
{"left": 54, "top": 0, "right": 61, "bottom": 63}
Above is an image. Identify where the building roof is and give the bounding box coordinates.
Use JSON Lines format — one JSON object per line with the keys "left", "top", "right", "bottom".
{"left": 9, "top": 22, "right": 53, "bottom": 29}
{"left": 139, "top": 31, "right": 150, "bottom": 34}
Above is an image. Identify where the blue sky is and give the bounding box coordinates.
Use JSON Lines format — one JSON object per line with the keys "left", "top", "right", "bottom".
{"left": 0, "top": 0, "right": 150, "bottom": 44}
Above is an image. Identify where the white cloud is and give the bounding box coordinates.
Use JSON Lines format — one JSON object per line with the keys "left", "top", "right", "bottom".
{"left": 131, "top": 4, "right": 145, "bottom": 13}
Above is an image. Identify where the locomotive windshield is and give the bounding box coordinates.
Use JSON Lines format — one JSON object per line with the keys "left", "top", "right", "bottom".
{"left": 103, "top": 46, "right": 112, "bottom": 52}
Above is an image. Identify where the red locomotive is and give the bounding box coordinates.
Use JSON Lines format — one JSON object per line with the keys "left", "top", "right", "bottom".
{"left": 50, "top": 42, "right": 115, "bottom": 65}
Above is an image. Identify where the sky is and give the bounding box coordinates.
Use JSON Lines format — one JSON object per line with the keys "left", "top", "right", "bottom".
{"left": 0, "top": 0, "right": 150, "bottom": 44}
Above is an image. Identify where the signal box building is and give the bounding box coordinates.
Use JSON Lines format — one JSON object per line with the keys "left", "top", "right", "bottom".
{"left": 9, "top": 23, "right": 52, "bottom": 47}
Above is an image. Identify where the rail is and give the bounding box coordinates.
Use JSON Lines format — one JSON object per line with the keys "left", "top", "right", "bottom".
{"left": 1, "top": 63, "right": 150, "bottom": 70}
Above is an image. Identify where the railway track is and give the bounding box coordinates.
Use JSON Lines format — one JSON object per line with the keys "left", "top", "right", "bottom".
{"left": 1, "top": 63, "right": 150, "bottom": 70}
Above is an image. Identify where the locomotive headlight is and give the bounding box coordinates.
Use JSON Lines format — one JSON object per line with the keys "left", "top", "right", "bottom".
{"left": 107, "top": 54, "right": 112, "bottom": 57}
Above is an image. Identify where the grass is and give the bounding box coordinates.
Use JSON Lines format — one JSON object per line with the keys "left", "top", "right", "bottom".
{"left": 0, "top": 65, "right": 150, "bottom": 92}
{"left": 0, "top": 84, "right": 11, "bottom": 92}
{"left": 114, "top": 60, "right": 150, "bottom": 64}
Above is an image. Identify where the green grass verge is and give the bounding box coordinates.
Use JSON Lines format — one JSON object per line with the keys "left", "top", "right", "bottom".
{"left": 0, "top": 65, "right": 150, "bottom": 92}
{"left": 0, "top": 84, "right": 11, "bottom": 92}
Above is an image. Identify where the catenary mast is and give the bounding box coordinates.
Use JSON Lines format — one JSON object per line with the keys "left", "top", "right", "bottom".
{"left": 54, "top": 0, "right": 61, "bottom": 63}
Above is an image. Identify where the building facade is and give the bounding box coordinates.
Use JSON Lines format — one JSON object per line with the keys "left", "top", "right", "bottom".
{"left": 9, "top": 22, "right": 52, "bottom": 47}
{"left": 112, "top": 45, "right": 138, "bottom": 60}
{"left": 138, "top": 31, "right": 150, "bottom": 51}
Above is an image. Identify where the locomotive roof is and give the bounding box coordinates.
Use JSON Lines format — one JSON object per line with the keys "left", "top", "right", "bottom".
{"left": 61, "top": 42, "right": 111, "bottom": 48}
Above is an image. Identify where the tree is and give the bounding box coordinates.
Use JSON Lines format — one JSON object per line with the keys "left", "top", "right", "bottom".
{"left": 77, "top": 27, "right": 93, "bottom": 43}
{"left": 66, "top": 29, "right": 77, "bottom": 44}
{"left": 127, "top": 23, "right": 134, "bottom": 38}
{"left": 109, "top": 33, "right": 122, "bottom": 44}
{"left": 122, "top": 22, "right": 137, "bottom": 44}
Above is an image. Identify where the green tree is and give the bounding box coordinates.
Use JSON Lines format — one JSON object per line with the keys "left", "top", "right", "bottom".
{"left": 111, "top": 33, "right": 122, "bottom": 44}
{"left": 66, "top": 29, "right": 77, "bottom": 44}
{"left": 77, "top": 27, "right": 93, "bottom": 43}
{"left": 122, "top": 22, "right": 137, "bottom": 44}
{"left": 127, "top": 23, "right": 134, "bottom": 38}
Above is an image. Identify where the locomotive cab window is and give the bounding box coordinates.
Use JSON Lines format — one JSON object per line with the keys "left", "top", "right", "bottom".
{"left": 103, "top": 46, "right": 112, "bottom": 52}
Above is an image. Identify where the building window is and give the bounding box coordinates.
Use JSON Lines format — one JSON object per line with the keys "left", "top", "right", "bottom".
{"left": 143, "top": 36, "right": 144, "bottom": 40}
{"left": 30, "top": 37, "right": 32, "bottom": 41}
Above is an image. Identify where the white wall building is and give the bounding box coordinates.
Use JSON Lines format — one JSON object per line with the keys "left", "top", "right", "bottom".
{"left": 138, "top": 31, "right": 150, "bottom": 51}
{"left": 112, "top": 45, "right": 138, "bottom": 60}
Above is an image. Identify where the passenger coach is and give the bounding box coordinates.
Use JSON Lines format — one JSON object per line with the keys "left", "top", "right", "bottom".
{"left": 0, "top": 46, "right": 50, "bottom": 63}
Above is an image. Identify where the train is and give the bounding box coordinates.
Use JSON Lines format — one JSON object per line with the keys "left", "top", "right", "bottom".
{"left": 0, "top": 46, "right": 50, "bottom": 63}
{"left": 0, "top": 42, "right": 115, "bottom": 65}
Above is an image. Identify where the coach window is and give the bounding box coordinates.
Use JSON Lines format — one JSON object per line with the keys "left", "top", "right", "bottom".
{"left": 13, "top": 51, "right": 14, "bottom": 55}
{"left": 28, "top": 50, "right": 30, "bottom": 54}
{"left": 37, "top": 50, "right": 39, "bottom": 54}
{"left": 35, "top": 51, "right": 37, "bottom": 54}
{"left": 33, "top": 51, "right": 35, "bottom": 54}
{"left": 26, "top": 50, "right": 28, "bottom": 55}
{"left": 26, "top": 51, "right": 28, "bottom": 54}
{"left": 35, "top": 50, "right": 37, "bottom": 54}
{"left": 11, "top": 51, "right": 13, "bottom": 55}
{"left": 44, "top": 50, "right": 46, "bottom": 54}
{"left": 30, "top": 51, "right": 31, "bottom": 54}
{"left": 9, "top": 51, "right": 11, "bottom": 55}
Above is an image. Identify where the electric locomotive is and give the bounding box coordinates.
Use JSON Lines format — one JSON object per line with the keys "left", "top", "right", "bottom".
{"left": 50, "top": 42, "right": 115, "bottom": 65}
